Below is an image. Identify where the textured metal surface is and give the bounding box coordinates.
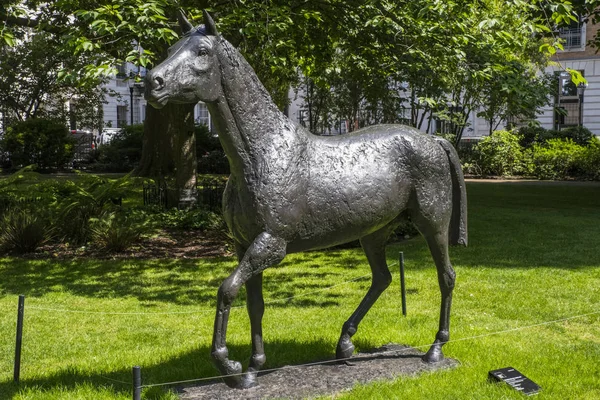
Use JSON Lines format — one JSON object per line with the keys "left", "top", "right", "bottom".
{"left": 145, "top": 10, "right": 467, "bottom": 389}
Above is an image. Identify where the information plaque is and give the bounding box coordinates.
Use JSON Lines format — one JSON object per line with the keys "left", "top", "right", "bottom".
{"left": 488, "top": 367, "right": 541, "bottom": 396}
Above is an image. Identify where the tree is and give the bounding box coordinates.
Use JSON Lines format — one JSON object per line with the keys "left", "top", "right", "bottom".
{"left": 0, "top": 31, "right": 106, "bottom": 132}
{"left": 477, "top": 64, "right": 554, "bottom": 135}
{"left": 0, "top": 0, "right": 580, "bottom": 186}
{"left": 291, "top": 0, "right": 571, "bottom": 142}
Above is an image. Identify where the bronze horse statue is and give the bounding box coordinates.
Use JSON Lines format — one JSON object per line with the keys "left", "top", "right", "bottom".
{"left": 145, "top": 10, "right": 467, "bottom": 389}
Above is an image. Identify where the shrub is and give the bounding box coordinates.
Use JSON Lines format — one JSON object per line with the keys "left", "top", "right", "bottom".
{"left": 94, "top": 124, "right": 144, "bottom": 172}
{"left": 552, "top": 126, "right": 594, "bottom": 146}
{"left": 90, "top": 211, "right": 149, "bottom": 252}
{"left": 1, "top": 118, "right": 76, "bottom": 170}
{"left": 573, "top": 136, "right": 600, "bottom": 180}
{"left": 472, "top": 130, "right": 526, "bottom": 176}
{"left": 54, "top": 173, "right": 144, "bottom": 245}
{"left": 518, "top": 126, "right": 548, "bottom": 148}
{"left": 530, "top": 138, "right": 585, "bottom": 180}
{"left": 196, "top": 124, "right": 229, "bottom": 174}
{"left": 518, "top": 126, "right": 594, "bottom": 148}
{"left": 0, "top": 209, "right": 50, "bottom": 254}
{"left": 150, "top": 207, "right": 225, "bottom": 231}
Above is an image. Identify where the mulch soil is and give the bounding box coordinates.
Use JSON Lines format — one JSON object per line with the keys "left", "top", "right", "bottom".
{"left": 18, "top": 229, "right": 234, "bottom": 260}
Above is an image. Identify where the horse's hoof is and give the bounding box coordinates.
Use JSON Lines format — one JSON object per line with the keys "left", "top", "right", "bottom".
{"left": 336, "top": 338, "right": 355, "bottom": 359}
{"left": 241, "top": 372, "right": 259, "bottom": 389}
{"left": 222, "top": 369, "right": 259, "bottom": 389}
{"left": 225, "top": 359, "right": 243, "bottom": 375}
{"left": 422, "top": 346, "right": 444, "bottom": 363}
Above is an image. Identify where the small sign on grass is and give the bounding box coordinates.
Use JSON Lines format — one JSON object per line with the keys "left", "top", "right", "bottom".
{"left": 488, "top": 367, "right": 541, "bottom": 396}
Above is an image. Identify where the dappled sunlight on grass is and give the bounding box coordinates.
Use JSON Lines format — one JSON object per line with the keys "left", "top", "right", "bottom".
{"left": 0, "top": 182, "right": 599, "bottom": 398}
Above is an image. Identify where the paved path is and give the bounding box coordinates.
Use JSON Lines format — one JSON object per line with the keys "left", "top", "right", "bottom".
{"left": 465, "top": 178, "right": 600, "bottom": 186}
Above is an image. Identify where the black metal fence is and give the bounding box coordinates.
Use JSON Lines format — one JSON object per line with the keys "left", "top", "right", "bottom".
{"left": 142, "top": 182, "right": 168, "bottom": 208}
{"left": 197, "top": 181, "right": 226, "bottom": 211}
{"left": 142, "top": 179, "right": 226, "bottom": 211}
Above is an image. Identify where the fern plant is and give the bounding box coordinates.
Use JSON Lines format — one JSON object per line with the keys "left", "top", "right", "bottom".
{"left": 0, "top": 209, "right": 50, "bottom": 254}
{"left": 90, "top": 211, "right": 150, "bottom": 252}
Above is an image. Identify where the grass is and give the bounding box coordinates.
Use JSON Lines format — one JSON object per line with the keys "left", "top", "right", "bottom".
{"left": 0, "top": 181, "right": 599, "bottom": 399}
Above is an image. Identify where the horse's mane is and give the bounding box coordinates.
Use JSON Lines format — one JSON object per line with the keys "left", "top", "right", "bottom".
{"left": 212, "top": 32, "right": 280, "bottom": 114}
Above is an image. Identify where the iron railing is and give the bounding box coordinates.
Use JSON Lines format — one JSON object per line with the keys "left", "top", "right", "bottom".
{"left": 142, "top": 179, "right": 226, "bottom": 211}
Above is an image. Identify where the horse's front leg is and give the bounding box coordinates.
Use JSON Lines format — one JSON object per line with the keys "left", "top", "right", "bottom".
{"left": 211, "top": 232, "right": 286, "bottom": 389}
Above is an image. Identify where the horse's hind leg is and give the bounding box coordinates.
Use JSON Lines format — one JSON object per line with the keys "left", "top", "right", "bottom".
{"left": 336, "top": 226, "right": 393, "bottom": 359}
{"left": 414, "top": 221, "right": 456, "bottom": 363}
{"left": 245, "top": 272, "right": 265, "bottom": 387}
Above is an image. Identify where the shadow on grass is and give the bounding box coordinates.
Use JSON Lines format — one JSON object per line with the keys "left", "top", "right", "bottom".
{"left": 2, "top": 183, "right": 600, "bottom": 307}
{"left": 0, "top": 251, "right": 369, "bottom": 307}
{"left": 0, "top": 339, "right": 365, "bottom": 399}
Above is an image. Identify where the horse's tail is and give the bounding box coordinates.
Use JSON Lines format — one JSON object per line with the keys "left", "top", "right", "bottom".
{"left": 435, "top": 137, "right": 468, "bottom": 246}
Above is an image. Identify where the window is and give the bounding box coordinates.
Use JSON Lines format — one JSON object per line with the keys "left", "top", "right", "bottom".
{"left": 435, "top": 107, "right": 463, "bottom": 135}
{"left": 558, "top": 19, "right": 584, "bottom": 50}
{"left": 116, "top": 64, "right": 127, "bottom": 79}
{"left": 117, "top": 105, "right": 128, "bottom": 127}
{"left": 116, "top": 64, "right": 128, "bottom": 87}
{"left": 298, "top": 109, "right": 308, "bottom": 127}
{"left": 195, "top": 103, "right": 210, "bottom": 126}
{"left": 555, "top": 71, "right": 584, "bottom": 129}
{"left": 334, "top": 119, "right": 347, "bottom": 135}
{"left": 559, "top": 73, "right": 580, "bottom": 98}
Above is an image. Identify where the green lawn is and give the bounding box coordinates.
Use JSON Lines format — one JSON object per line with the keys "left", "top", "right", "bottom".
{"left": 0, "top": 181, "right": 599, "bottom": 399}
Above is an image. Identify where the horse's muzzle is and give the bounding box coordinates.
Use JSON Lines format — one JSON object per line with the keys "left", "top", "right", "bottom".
{"left": 144, "top": 70, "right": 169, "bottom": 109}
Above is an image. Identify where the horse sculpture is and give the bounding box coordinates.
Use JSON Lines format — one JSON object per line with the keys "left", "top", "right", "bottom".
{"left": 145, "top": 10, "right": 467, "bottom": 389}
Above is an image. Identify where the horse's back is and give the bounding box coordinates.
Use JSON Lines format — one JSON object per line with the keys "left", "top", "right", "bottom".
{"left": 283, "top": 124, "right": 452, "bottom": 251}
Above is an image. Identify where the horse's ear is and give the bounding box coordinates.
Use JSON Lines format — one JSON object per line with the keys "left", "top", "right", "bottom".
{"left": 203, "top": 10, "right": 219, "bottom": 36}
{"left": 177, "top": 8, "right": 194, "bottom": 34}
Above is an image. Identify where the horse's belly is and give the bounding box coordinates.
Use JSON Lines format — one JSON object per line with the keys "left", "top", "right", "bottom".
{"left": 284, "top": 171, "right": 410, "bottom": 252}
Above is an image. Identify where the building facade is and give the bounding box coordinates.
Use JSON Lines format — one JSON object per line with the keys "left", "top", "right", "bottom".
{"left": 99, "top": 63, "right": 211, "bottom": 144}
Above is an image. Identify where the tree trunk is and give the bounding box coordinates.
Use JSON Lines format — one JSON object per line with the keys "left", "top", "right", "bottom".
{"left": 134, "top": 102, "right": 197, "bottom": 208}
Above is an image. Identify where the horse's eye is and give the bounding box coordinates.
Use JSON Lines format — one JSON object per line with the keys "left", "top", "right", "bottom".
{"left": 199, "top": 49, "right": 209, "bottom": 56}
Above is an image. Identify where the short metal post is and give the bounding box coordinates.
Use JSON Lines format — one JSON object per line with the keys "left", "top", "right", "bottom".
{"left": 133, "top": 366, "right": 141, "bottom": 400}
{"left": 399, "top": 252, "right": 407, "bottom": 316}
{"left": 14, "top": 294, "right": 25, "bottom": 383}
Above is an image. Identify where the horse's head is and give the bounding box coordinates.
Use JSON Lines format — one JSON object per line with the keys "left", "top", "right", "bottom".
{"left": 145, "top": 10, "right": 221, "bottom": 109}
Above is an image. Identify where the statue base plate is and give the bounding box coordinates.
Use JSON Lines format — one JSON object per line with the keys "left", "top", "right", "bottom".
{"left": 178, "top": 344, "right": 459, "bottom": 399}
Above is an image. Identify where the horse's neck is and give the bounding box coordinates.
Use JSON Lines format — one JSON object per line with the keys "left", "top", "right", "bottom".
{"left": 209, "top": 45, "right": 302, "bottom": 178}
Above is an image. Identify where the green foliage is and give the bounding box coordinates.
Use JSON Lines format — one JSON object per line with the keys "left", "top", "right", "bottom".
{"left": 471, "top": 130, "right": 526, "bottom": 177}
{"left": 55, "top": 173, "right": 144, "bottom": 245}
{"left": 195, "top": 124, "right": 229, "bottom": 174}
{"left": 530, "top": 139, "right": 585, "bottom": 180}
{"left": 576, "top": 136, "right": 600, "bottom": 180}
{"left": 519, "top": 125, "right": 594, "bottom": 148}
{"left": 477, "top": 66, "right": 553, "bottom": 136}
{"left": 0, "top": 208, "right": 49, "bottom": 253}
{"left": 465, "top": 128, "right": 599, "bottom": 180}
{"left": 95, "top": 124, "right": 144, "bottom": 172}
{"left": 0, "top": 32, "right": 107, "bottom": 126}
{"left": 149, "top": 207, "right": 225, "bottom": 231}
{"left": 517, "top": 125, "right": 548, "bottom": 148}
{"left": 1, "top": 118, "right": 76, "bottom": 170}
{"left": 553, "top": 126, "right": 594, "bottom": 146}
{"left": 90, "top": 211, "right": 150, "bottom": 252}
